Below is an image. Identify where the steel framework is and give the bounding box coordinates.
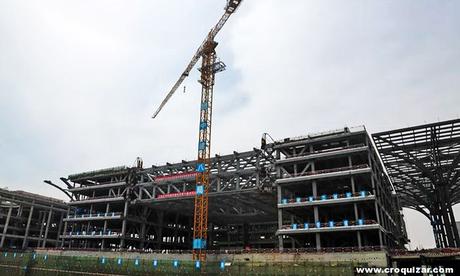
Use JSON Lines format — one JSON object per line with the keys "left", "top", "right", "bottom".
{"left": 372, "top": 119, "right": 460, "bottom": 248}
{"left": 269, "top": 127, "right": 407, "bottom": 250}
{"left": 0, "top": 188, "right": 67, "bottom": 249}
{"left": 59, "top": 149, "right": 277, "bottom": 251}
{"left": 134, "top": 149, "right": 276, "bottom": 224}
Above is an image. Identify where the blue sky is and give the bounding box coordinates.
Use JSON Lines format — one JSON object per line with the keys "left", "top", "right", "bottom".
{"left": 0, "top": 0, "right": 459, "bottom": 249}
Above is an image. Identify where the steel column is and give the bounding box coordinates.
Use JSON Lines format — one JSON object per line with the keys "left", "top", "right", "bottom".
{"left": 22, "top": 205, "right": 34, "bottom": 249}
{"left": 0, "top": 206, "right": 13, "bottom": 248}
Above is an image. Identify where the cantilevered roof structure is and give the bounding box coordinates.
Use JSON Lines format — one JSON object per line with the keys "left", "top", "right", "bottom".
{"left": 372, "top": 118, "right": 460, "bottom": 248}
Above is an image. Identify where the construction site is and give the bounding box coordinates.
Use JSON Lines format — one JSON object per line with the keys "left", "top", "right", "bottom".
{"left": 1, "top": 0, "right": 459, "bottom": 275}
{"left": 0, "top": 119, "right": 459, "bottom": 275}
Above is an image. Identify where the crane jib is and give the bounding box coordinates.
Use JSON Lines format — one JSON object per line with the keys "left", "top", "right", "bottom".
{"left": 151, "top": 0, "right": 243, "bottom": 119}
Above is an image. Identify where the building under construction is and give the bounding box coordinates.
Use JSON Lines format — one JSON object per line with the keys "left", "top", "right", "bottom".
{"left": 0, "top": 188, "right": 67, "bottom": 249}
{"left": 4, "top": 121, "right": 459, "bottom": 252}
{"left": 373, "top": 118, "right": 460, "bottom": 248}
{"left": 51, "top": 126, "right": 409, "bottom": 251}
{"left": 271, "top": 126, "right": 407, "bottom": 250}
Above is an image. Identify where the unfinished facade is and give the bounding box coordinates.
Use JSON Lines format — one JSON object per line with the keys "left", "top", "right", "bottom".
{"left": 373, "top": 119, "right": 460, "bottom": 248}
{"left": 61, "top": 149, "right": 277, "bottom": 250}
{"left": 0, "top": 188, "right": 67, "bottom": 249}
{"left": 268, "top": 127, "right": 408, "bottom": 250}
{"left": 0, "top": 126, "right": 411, "bottom": 251}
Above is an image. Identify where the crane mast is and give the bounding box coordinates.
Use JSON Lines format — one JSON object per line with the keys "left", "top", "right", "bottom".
{"left": 151, "top": 0, "right": 243, "bottom": 262}
{"left": 192, "top": 39, "right": 218, "bottom": 262}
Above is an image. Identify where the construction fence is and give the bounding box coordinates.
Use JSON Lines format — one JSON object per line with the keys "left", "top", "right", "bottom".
{"left": 0, "top": 250, "right": 363, "bottom": 275}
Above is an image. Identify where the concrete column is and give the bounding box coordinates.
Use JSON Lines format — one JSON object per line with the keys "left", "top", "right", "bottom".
{"left": 120, "top": 200, "right": 129, "bottom": 249}
{"left": 351, "top": 176, "right": 356, "bottom": 193}
{"left": 61, "top": 207, "right": 70, "bottom": 247}
{"left": 37, "top": 211, "right": 46, "bottom": 248}
{"left": 278, "top": 210, "right": 284, "bottom": 250}
{"left": 17, "top": 205, "right": 23, "bottom": 217}
{"left": 289, "top": 216, "right": 295, "bottom": 249}
{"left": 0, "top": 206, "right": 13, "bottom": 248}
{"left": 55, "top": 212, "right": 64, "bottom": 248}
{"left": 277, "top": 185, "right": 284, "bottom": 250}
{"left": 312, "top": 180, "right": 318, "bottom": 197}
{"left": 374, "top": 201, "right": 384, "bottom": 248}
{"left": 86, "top": 204, "right": 93, "bottom": 240}
{"left": 22, "top": 205, "right": 35, "bottom": 249}
{"left": 356, "top": 230, "right": 362, "bottom": 249}
{"left": 354, "top": 202, "right": 362, "bottom": 249}
{"left": 101, "top": 203, "right": 110, "bottom": 249}
{"left": 314, "top": 205, "right": 320, "bottom": 251}
{"left": 42, "top": 208, "right": 53, "bottom": 248}
{"left": 378, "top": 230, "right": 384, "bottom": 248}
{"left": 312, "top": 179, "right": 321, "bottom": 250}
{"left": 236, "top": 156, "right": 241, "bottom": 190}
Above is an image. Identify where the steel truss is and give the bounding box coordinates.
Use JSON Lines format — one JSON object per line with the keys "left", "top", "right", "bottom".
{"left": 133, "top": 149, "right": 276, "bottom": 223}
{"left": 63, "top": 149, "right": 276, "bottom": 251}
{"left": 373, "top": 119, "right": 460, "bottom": 248}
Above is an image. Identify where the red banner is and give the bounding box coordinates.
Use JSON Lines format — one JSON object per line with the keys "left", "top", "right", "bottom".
{"left": 155, "top": 172, "right": 198, "bottom": 182}
{"left": 157, "top": 191, "right": 196, "bottom": 199}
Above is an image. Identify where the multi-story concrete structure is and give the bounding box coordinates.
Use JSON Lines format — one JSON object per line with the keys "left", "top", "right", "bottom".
{"left": 0, "top": 188, "right": 67, "bottom": 249}
{"left": 60, "top": 149, "right": 278, "bottom": 250}
{"left": 1, "top": 126, "right": 409, "bottom": 252}
{"left": 268, "top": 127, "right": 407, "bottom": 250}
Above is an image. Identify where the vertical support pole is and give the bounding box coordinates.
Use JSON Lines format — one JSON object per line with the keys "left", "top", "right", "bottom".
{"left": 0, "top": 206, "right": 13, "bottom": 248}
{"left": 448, "top": 203, "right": 460, "bottom": 247}
{"left": 55, "top": 212, "right": 64, "bottom": 248}
{"left": 350, "top": 175, "right": 362, "bottom": 248}
{"left": 101, "top": 203, "right": 110, "bottom": 249}
{"left": 120, "top": 200, "right": 129, "bottom": 249}
{"left": 312, "top": 181, "right": 320, "bottom": 250}
{"left": 22, "top": 205, "right": 35, "bottom": 249}
{"left": 61, "top": 207, "right": 70, "bottom": 247}
{"left": 374, "top": 201, "right": 384, "bottom": 248}
{"left": 354, "top": 203, "right": 362, "bottom": 249}
{"left": 17, "top": 205, "right": 23, "bottom": 217}
{"left": 37, "top": 211, "right": 45, "bottom": 248}
{"left": 289, "top": 219, "right": 296, "bottom": 249}
{"left": 85, "top": 204, "right": 93, "bottom": 249}
{"left": 277, "top": 184, "right": 284, "bottom": 250}
{"left": 42, "top": 208, "right": 53, "bottom": 248}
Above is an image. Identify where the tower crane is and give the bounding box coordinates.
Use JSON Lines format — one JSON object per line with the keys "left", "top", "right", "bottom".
{"left": 151, "top": 0, "right": 244, "bottom": 261}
